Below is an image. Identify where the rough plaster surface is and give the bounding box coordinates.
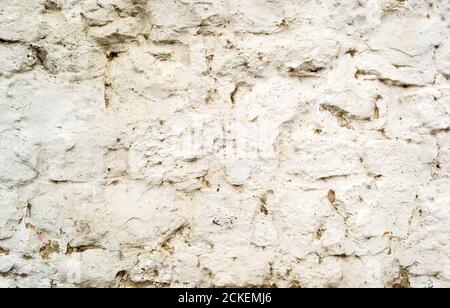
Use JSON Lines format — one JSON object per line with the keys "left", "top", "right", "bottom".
{"left": 0, "top": 0, "right": 449, "bottom": 288}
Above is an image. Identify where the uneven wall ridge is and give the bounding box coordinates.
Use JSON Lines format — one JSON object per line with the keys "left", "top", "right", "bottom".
{"left": 0, "top": 0, "right": 449, "bottom": 288}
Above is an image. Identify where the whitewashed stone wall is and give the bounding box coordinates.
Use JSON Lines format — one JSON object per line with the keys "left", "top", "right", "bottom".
{"left": 0, "top": 0, "right": 449, "bottom": 288}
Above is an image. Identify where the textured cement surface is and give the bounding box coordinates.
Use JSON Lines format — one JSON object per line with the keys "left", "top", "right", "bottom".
{"left": 0, "top": 0, "right": 449, "bottom": 288}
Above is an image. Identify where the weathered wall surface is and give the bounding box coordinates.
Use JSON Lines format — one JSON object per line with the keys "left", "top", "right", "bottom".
{"left": 0, "top": 0, "right": 449, "bottom": 288}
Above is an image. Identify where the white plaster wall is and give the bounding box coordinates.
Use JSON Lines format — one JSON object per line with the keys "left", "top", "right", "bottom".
{"left": 0, "top": 0, "right": 449, "bottom": 288}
